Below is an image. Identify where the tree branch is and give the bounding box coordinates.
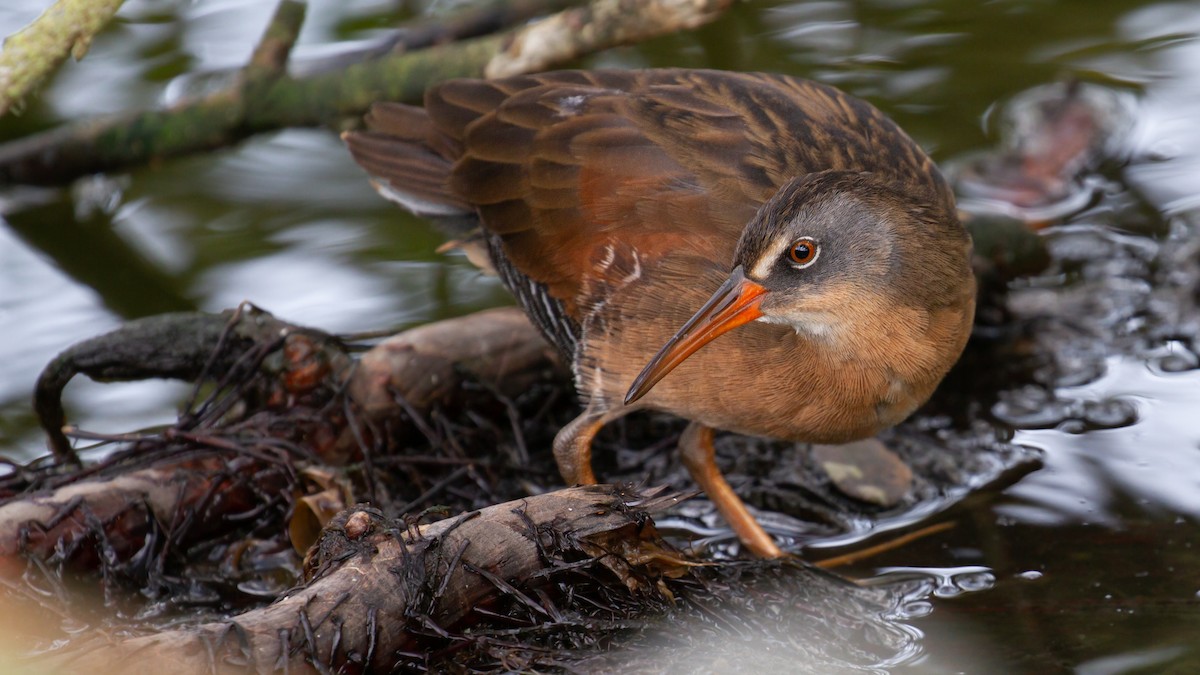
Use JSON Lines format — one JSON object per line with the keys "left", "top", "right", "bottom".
{"left": 0, "top": 0, "right": 126, "bottom": 116}
{"left": 244, "top": 0, "right": 306, "bottom": 77}
{"left": 295, "top": 0, "right": 582, "bottom": 74}
{"left": 486, "top": 0, "right": 731, "bottom": 78}
{"left": 0, "top": 0, "right": 733, "bottom": 187}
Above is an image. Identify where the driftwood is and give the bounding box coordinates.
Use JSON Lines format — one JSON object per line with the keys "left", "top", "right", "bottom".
{"left": 0, "top": 458, "right": 293, "bottom": 574}
{"left": 349, "top": 307, "right": 559, "bottom": 416}
{"left": 31, "top": 485, "right": 925, "bottom": 674}
{"left": 5, "top": 306, "right": 562, "bottom": 583}
{"left": 40, "top": 485, "right": 687, "bottom": 674}
{"left": 333, "top": 306, "right": 562, "bottom": 462}
{"left": 31, "top": 305, "right": 558, "bottom": 466}
{"left": 1, "top": 300, "right": 994, "bottom": 672}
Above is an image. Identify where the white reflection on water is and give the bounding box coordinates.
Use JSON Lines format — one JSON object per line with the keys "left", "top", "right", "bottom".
{"left": 0, "top": 226, "right": 117, "bottom": 405}
{"left": 1076, "top": 646, "right": 1189, "bottom": 675}
{"left": 0, "top": 225, "right": 125, "bottom": 461}
{"left": 1122, "top": 3, "right": 1200, "bottom": 214}
{"left": 191, "top": 131, "right": 389, "bottom": 210}
{"left": 1006, "top": 357, "right": 1200, "bottom": 525}
{"left": 198, "top": 249, "right": 419, "bottom": 333}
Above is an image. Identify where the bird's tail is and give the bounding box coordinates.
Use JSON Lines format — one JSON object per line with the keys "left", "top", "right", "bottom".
{"left": 342, "top": 102, "right": 475, "bottom": 231}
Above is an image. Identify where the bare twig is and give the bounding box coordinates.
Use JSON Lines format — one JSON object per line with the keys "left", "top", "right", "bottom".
{"left": 245, "top": 0, "right": 306, "bottom": 77}
{"left": 486, "top": 0, "right": 732, "bottom": 78}
{"left": 294, "top": 0, "right": 582, "bottom": 75}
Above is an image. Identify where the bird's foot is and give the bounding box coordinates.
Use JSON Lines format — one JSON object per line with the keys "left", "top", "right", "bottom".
{"left": 679, "top": 422, "right": 785, "bottom": 559}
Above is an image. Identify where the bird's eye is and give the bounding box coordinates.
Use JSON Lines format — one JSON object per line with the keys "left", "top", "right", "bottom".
{"left": 787, "top": 237, "right": 820, "bottom": 268}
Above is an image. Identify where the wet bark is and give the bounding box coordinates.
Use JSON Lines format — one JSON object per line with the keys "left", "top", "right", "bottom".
{"left": 6, "top": 307, "right": 561, "bottom": 579}
{"left": 31, "top": 306, "right": 349, "bottom": 465}
{"left": 40, "top": 486, "right": 686, "bottom": 674}
{"left": 332, "top": 306, "right": 563, "bottom": 462}
{"left": 0, "top": 458, "right": 294, "bottom": 576}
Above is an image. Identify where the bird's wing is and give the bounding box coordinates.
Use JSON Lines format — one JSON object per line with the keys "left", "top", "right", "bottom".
{"left": 347, "top": 69, "right": 947, "bottom": 316}
{"left": 431, "top": 70, "right": 767, "bottom": 315}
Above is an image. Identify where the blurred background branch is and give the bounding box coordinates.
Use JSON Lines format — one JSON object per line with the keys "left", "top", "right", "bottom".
{"left": 0, "top": 0, "right": 126, "bottom": 117}
{"left": 0, "top": 0, "right": 732, "bottom": 187}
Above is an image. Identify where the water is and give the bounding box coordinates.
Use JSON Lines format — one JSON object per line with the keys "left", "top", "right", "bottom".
{"left": 3, "top": 0, "right": 1200, "bottom": 671}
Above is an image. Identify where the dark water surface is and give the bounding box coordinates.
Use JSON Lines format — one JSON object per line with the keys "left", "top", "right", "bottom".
{"left": 2, "top": 0, "right": 1200, "bottom": 672}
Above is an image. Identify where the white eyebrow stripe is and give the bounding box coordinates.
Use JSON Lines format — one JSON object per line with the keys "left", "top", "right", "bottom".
{"left": 750, "top": 235, "right": 792, "bottom": 279}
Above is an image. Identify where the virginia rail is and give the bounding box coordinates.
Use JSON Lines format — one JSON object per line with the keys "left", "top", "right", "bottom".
{"left": 344, "top": 69, "right": 976, "bottom": 558}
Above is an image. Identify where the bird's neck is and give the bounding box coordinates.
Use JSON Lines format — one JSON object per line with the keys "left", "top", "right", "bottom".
{"left": 734, "top": 294, "right": 975, "bottom": 441}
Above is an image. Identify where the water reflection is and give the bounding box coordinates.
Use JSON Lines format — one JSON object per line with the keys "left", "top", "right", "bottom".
{"left": 0, "top": 228, "right": 119, "bottom": 404}
{"left": 1012, "top": 357, "right": 1200, "bottom": 522}
{"left": 1121, "top": 3, "right": 1200, "bottom": 212}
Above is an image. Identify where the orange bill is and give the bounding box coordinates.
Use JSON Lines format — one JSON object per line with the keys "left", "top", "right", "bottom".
{"left": 625, "top": 265, "right": 767, "bottom": 405}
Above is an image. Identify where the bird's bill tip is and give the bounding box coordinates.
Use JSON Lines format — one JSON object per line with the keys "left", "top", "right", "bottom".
{"left": 624, "top": 267, "right": 767, "bottom": 405}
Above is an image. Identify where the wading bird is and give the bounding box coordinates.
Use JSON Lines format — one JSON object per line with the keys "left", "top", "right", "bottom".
{"left": 344, "top": 69, "right": 975, "bottom": 557}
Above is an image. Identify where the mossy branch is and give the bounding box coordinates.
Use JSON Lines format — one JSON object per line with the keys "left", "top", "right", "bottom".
{"left": 0, "top": 0, "right": 126, "bottom": 117}
{"left": 0, "top": 0, "right": 733, "bottom": 187}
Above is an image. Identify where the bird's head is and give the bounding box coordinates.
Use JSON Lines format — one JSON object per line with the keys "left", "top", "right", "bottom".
{"left": 624, "top": 171, "right": 974, "bottom": 405}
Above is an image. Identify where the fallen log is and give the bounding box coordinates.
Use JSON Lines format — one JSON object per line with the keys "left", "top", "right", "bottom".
{"left": 0, "top": 456, "right": 293, "bottom": 579}
{"left": 42, "top": 485, "right": 687, "bottom": 674}
{"left": 6, "top": 306, "right": 561, "bottom": 589}
{"left": 334, "top": 306, "right": 563, "bottom": 462}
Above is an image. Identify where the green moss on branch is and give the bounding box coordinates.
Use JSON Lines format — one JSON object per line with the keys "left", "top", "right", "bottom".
{"left": 0, "top": 0, "right": 126, "bottom": 116}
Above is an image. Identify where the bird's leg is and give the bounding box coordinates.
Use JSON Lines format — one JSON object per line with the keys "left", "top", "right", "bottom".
{"left": 553, "top": 409, "right": 606, "bottom": 485}
{"left": 678, "top": 422, "right": 785, "bottom": 558}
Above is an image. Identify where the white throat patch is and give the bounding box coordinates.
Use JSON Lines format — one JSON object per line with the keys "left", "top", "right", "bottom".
{"left": 757, "top": 312, "right": 840, "bottom": 342}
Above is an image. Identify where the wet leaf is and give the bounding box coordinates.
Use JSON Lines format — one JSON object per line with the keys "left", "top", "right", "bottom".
{"left": 812, "top": 439, "right": 913, "bottom": 507}
{"left": 288, "top": 471, "right": 353, "bottom": 555}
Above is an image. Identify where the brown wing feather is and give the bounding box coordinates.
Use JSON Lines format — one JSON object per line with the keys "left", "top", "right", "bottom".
{"left": 343, "top": 102, "right": 469, "bottom": 216}
{"left": 344, "top": 69, "right": 952, "bottom": 320}
{"left": 431, "top": 71, "right": 756, "bottom": 315}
